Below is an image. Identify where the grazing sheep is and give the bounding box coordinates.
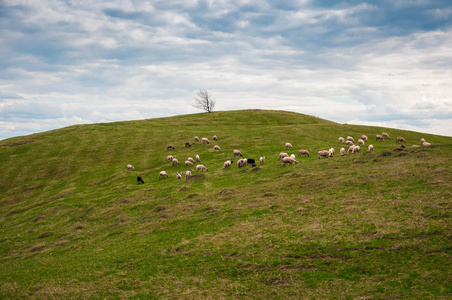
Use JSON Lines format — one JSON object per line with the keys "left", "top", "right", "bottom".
{"left": 185, "top": 170, "right": 192, "bottom": 179}
{"left": 382, "top": 132, "right": 390, "bottom": 139}
{"left": 214, "top": 145, "right": 221, "bottom": 150}
{"left": 279, "top": 152, "right": 289, "bottom": 160}
{"left": 396, "top": 137, "right": 406, "bottom": 144}
{"left": 127, "top": 164, "right": 134, "bottom": 170}
{"left": 172, "top": 158, "right": 180, "bottom": 165}
{"left": 213, "top": 135, "right": 218, "bottom": 141}
{"left": 285, "top": 142, "right": 293, "bottom": 149}
{"left": 159, "top": 171, "right": 169, "bottom": 179}
{"left": 260, "top": 156, "right": 266, "bottom": 164}
{"left": 298, "top": 150, "right": 310, "bottom": 157}
{"left": 185, "top": 141, "right": 191, "bottom": 147}
{"left": 188, "top": 157, "right": 195, "bottom": 163}
{"left": 338, "top": 137, "right": 345, "bottom": 144}
{"left": 247, "top": 158, "right": 256, "bottom": 167}
{"left": 167, "top": 144, "right": 175, "bottom": 150}
{"left": 176, "top": 172, "right": 182, "bottom": 180}
{"left": 201, "top": 137, "right": 210, "bottom": 144}
{"left": 318, "top": 150, "right": 333, "bottom": 158}
{"left": 376, "top": 135, "right": 384, "bottom": 141}
{"left": 420, "top": 138, "right": 426, "bottom": 144}
{"left": 368, "top": 144, "right": 374, "bottom": 152}
{"left": 194, "top": 136, "right": 199, "bottom": 142}
{"left": 290, "top": 154, "right": 296, "bottom": 159}
{"left": 185, "top": 160, "right": 194, "bottom": 166}
{"left": 347, "top": 136, "right": 355, "bottom": 143}
{"left": 346, "top": 140, "right": 354, "bottom": 146}
{"left": 412, "top": 145, "right": 420, "bottom": 148}
{"left": 282, "top": 156, "right": 299, "bottom": 166}
{"left": 195, "top": 155, "right": 201, "bottom": 162}
{"left": 137, "top": 176, "right": 144, "bottom": 184}
{"left": 237, "top": 158, "right": 247, "bottom": 168}
{"left": 196, "top": 164, "right": 208, "bottom": 173}
{"left": 233, "top": 149, "right": 243, "bottom": 157}
{"left": 421, "top": 141, "right": 431, "bottom": 146}
{"left": 358, "top": 139, "right": 365, "bottom": 146}
{"left": 361, "top": 135, "right": 368, "bottom": 142}
{"left": 340, "top": 147, "right": 345, "bottom": 156}
{"left": 223, "top": 160, "right": 233, "bottom": 169}
{"left": 347, "top": 145, "right": 355, "bottom": 154}
{"left": 329, "top": 148, "right": 335, "bottom": 154}
{"left": 352, "top": 145, "right": 361, "bottom": 154}
{"left": 166, "top": 155, "right": 174, "bottom": 162}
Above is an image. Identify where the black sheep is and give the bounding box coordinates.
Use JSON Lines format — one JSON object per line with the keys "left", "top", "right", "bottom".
{"left": 137, "top": 176, "right": 145, "bottom": 184}
{"left": 247, "top": 158, "right": 256, "bottom": 167}
{"left": 167, "top": 144, "right": 175, "bottom": 150}
{"left": 185, "top": 141, "right": 191, "bottom": 147}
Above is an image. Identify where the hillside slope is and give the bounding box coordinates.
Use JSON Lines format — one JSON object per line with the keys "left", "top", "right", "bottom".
{"left": 1, "top": 110, "right": 451, "bottom": 298}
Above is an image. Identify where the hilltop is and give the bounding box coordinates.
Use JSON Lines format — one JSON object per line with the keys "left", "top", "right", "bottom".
{"left": 0, "top": 110, "right": 451, "bottom": 298}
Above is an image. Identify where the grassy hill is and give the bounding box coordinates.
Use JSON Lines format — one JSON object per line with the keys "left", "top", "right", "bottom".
{"left": 0, "top": 109, "right": 451, "bottom": 299}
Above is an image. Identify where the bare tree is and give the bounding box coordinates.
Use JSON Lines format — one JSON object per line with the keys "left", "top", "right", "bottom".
{"left": 193, "top": 90, "right": 216, "bottom": 113}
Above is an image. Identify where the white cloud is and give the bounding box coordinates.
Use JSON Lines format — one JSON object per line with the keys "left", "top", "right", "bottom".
{"left": 0, "top": 0, "right": 451, "bottom": 140}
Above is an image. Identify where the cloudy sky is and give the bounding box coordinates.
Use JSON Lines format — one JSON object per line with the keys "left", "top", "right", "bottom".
{"left": 1, "top": 0, "right": 451, "bottom": 140}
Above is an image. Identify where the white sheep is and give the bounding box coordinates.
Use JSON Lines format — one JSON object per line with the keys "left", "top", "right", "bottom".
{"left": 260, "top": 156, "right": 266, "bottom": 164}
{"left": 346, "top": 140, "right": 354, "bottom": 146}
{"left": 279, "top": 152, "right": 289, "bottom": 160}
{"left": 176, "top": 172, "right": 182, "bottom": 180}
{"left": 196, "top": 164, "right": 208, "bottom": 173}
{"left": 237, "top": 158, "right": 247, "bottom": 168}
{"left": 358, "top": 139, "right": 365, "bottom": 146}
{"left": 213, "top": 135, "right": 218, "bottom": 141}
{"left": 368, "top": 144, "right": 374, "bottom": 152}
{"left": 298, "top": 150, "right": 310, "bottom": 157}
{"left": 172, "top": 158, "right": 180, "bottom": 165}
{"left": 329, "top": 148, "right": 335, "bottom": 154}
{"left": 185, "top": 160, "right": 194, "bottom": 166}
{"left": 352, "top": 145, "right": 360, "bottom": 154}
{"left": 347, "top": 136, "right": 355, "bottom": 143}
{"left": 285, "top": 142, "right": 293, "bottom": 149}
{"left": 195, "top": 154, "right": 201, "bottom": 162}
{"left": 376, "top": 135, "right": 384, "bottom": 141}
{"left": 318, "top": 150, "right": 333, "bottom": 158}
{"left": 361, "top": 135, "right": 368, "bottom": 142}
{"left": 340, "top": 148, "right": 345, "bottom": 156}
{"left": 159, "top": 171, "right": 169, "bottom": 179}
{"left": 223, "top": 160, "right": 232, "bottom": 169}
{"left": 214, "top": 145, "right": 221, "bottom": 150}
{"left": 185, "top": 170, "right": 192, "bottom": 179}
{"left": 421, "top": 141, "right": 431, "bottom": 146}
{"left": 420, "top": 138, "right": 426, "bottom": 144}
{"left": 412, "top": 144, "right": 420, "bottom": 148}
{"left": 127, "top": 164, "right": 134, "bottom": 170}
{"left": 396, "top": 137, "right": 406, "bottom": 144}
{"left": 201, "top": 137, "right": 210, "bottom": 144}
{"left": 290, "top": 154, "right": 296, "bottom": 159}
{"left": 194, "top": 136, "right": 199, "bottom": 142}
{"left": 282, "top": 156, "right": 299, "bottom": 166}
{"left": 166, "top": 155, "right": 174, "bottom": 162}
{"left": 382, "top": 132, "right": 390, "bottom": 139}
{"left": 347, "top": 145, "right": 355, "bottom": 154}
{"left": 233, "top": 149, "right": 243, "bottom": 157}
{"left": 188, "top": 157, "right": 195, "bottom": 163}
{"left": 338, "top": 137, "right": 345, "bottom": 144}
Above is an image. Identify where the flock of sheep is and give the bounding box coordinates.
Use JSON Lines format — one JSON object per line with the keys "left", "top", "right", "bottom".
{"left": 127, "top": 132, "right": 432, "bottom": 183}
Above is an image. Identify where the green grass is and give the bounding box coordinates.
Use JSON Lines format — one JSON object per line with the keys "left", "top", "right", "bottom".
{"left": 0, "top": 109, "right": 451, "bottom": 299}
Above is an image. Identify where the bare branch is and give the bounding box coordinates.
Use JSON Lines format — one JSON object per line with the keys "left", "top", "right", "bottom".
{"left": 193, "top": 90, "right": 216, "bottom": 113}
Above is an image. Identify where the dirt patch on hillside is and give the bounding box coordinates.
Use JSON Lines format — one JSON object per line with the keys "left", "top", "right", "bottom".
{"left": 218, "top": 188, "right": 236, "bottom": 195}
{"left": 0, "top": 140, "right": 35, "bottom": 147}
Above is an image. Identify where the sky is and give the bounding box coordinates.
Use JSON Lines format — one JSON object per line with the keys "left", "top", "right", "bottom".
{"left": 1, "top": 0, "right": 451, "bottom": 140}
